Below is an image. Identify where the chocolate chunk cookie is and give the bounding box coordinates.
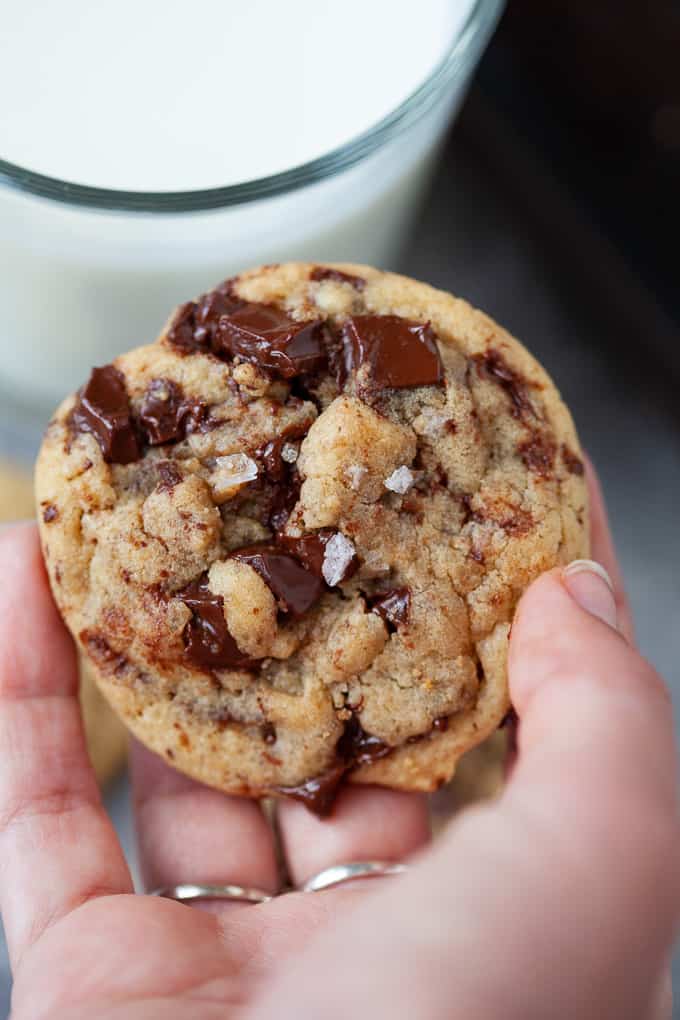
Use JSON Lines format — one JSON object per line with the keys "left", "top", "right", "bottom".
{"left": 35, "top": 263, "right": 588, "bottom": 812}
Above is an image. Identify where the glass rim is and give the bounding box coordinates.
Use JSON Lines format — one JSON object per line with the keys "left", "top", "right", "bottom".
{"left": 0, "top": 0, "right": 503, "bottom": 213}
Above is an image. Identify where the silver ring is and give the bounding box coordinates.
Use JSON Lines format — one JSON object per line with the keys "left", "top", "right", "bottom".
{"left": 302, "top": 860, "right": 408, "bottom": 893}
{"left": 151, "top": 882, "right": 272, "bottom": 904}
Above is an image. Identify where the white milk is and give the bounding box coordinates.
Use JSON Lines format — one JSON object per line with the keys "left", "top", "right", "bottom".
{"left": 0, "top": 0, "right": 499, "bottom": 404}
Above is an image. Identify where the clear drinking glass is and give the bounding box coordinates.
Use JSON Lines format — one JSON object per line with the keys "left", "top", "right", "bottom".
{"left": 0, "top": 0, "right": 504, "bottom": 411}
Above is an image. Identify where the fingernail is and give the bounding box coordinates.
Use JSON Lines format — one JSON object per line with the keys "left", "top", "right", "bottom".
{"left": 562, "top": 559, "right": 618, "bottom": 629}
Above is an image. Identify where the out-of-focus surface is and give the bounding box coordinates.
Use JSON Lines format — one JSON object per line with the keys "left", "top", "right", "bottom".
{"left": 1, "top": 14, "right": 679, "bottom": 1008}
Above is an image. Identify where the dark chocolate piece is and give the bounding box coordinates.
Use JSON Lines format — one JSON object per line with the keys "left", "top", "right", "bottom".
{"left": 368, "top": 588, "right": 411, "bottom": 630}
{"left": 518, "top": 434, "right": 556, "bottom": 476}
{"left": 166, "top": 301, "right": 200, "bottom": 350}
{"left": 472, "top": 350, "right": 535, "bottom": 420}
{"left": 156, "top": 460, "right": 182, "bottom": 492}
{"left": 214, "top": 304, "right": 327, "bottom": 378}
{"left": 140, "top": 379, "right": 188, "bottom": 444}
{"left": 432, "top": 715, "right": 449, "bottom": 733}
{"left": 139, "top": 378, "right": 214, "bottom": 445}
{"left": 42, "top": 504, "right": 59, "bottom": 523}
{"left": 276, "top": 530, "right": 334, "bottom": 577}
{"left": 310, "top": 266, "right": 366, "bottom": 290}
{"left": 343, "top": 315, "right": 444, "bottom": 390}
{"left": 276, "top": 530, "right": 359, "bottom": 585}
{"left": 166, "top": 282, "right": 242, "bottom": 352}
{"left": 562, "top": 444, "right": 585, "bottom": 476}
{"left": 231, "top": 545, "right": 324, "bottom": 618}
{"left": 71, "top": 365, "right": 140, "bottom": 464}
{"left": 179, "top": 577, "right": 255, "bottom": 670}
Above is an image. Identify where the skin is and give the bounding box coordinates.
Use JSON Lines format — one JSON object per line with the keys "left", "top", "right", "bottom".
{"left": 0, "top": 463, "right": 678, "bottom": 1020}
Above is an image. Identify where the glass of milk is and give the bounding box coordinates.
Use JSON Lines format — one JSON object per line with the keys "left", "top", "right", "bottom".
{"left": 0, "top": 0, "right": 503, "bottom": 408}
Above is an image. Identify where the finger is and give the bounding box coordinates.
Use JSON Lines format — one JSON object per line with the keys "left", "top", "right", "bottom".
{"left": 247, "top": 567, "right": 680, "bottom": 1020}
{"left": 277, "top": 785, "right": 430, "bottom": 887}
{"left": 648, "top": 964, "right": 673, "bottom": 1020}
{"left": 131, "top": 739, "right": 279, "bottom": 896}
{"left": 0, "top": 524, "right": 132, "bottom": 969}
{"left": 584, "top": 454, "right": 635, "bottom": 642}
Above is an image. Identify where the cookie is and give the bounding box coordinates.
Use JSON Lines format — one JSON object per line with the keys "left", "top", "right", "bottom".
{"left": 35, "top": 262, "right": 588, "bottom": 813}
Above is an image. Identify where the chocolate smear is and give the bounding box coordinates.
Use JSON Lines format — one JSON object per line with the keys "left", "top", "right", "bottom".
{"left": 518, "top": 434, "right": 556, "bottom": 477}
{"left": 71, "top": 365, "right": 140, "bottom": 464}
{"left": 472, "top": 350, "right": 535, "bottom": 420}
{"left": 343, "top": 315, "right": 444, "bottom": 390}
{"left": 156, "top": 460, "right": 182, "bottom": 492}
{"left": 231, "top": 545, "right": 324, "bottom": 618}
{"left": 179, "top": 577, "right": 256, "bottom": 670}
{"left": 562, "top": 444, "right": 585, "bottom": 476}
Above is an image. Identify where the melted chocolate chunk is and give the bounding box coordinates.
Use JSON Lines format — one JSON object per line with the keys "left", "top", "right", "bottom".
{"left": 166, "top": 302, "right": 200, "bottom": 350}
{"left": 518, "top": 434, "right": 556, "bottom": 477}
{"left": 42, "top": 504, "right": 59, "bottom": 523}
{"left": 276, "top": 530, "right": 333, "bottom": 577}
{"left": 432, "top": 715, "right": 449, "bottom": 733}
{"left": 275, "top": 763, "right": 346, "bottom": 817}
{"left": 472, "top": 350, "right": 535, "bottom": 420}
{"left": 140, "top": 379, "right": 190, "bottom": 444}
{"left": 71, "top": 365, "right": 140, "bottom": 464}
{"left": 179, "top": 578, "right": 255, "bottom": 670}
{"left": 310, "top": 266, "right": 366, "bottom": 290}
{"left": 562, "top": 444, "right": 585, "bottom": 476}
{"left": 343, "top": 315, "right": 444, "bottom": 390}
{"left": 166, "top": 282, "right": 242, "bottom": 352}
{"left": 214, "top": 304, "right": 327, "bottom": 379}
{"left": 231, "top": 545, "right": 324, "bottom": 618}
{"left": 276, "top": 530, "right": 359, "bottom": 586}
{"left": 275, "top": 714, "right": 391, "bottom": 816}
{"left": 258, "top": 421, "right": 310, "bottom": 484}
{"left": 156, "top": 460, "right": 182, "bottom": 492}
{"left": 337, "top": 714, "right": 391, "bottom": 768}
{"left": 368, "top": 588, "right": 411, "bottom": 630}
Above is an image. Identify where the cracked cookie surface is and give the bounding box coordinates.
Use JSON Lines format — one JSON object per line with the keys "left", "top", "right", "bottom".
{"left": 35, "top": 262, "right": 588, "bottom": 812}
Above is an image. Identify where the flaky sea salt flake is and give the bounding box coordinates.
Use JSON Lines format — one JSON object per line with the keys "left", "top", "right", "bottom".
{"left": 322, "top": 533, "right": 356, "bottom": 588}
{"left": 211, "top": 453, "right": 259, "bottom": 500}
{"left": 345, "top": 464, "right": 367, "bottom": 490}
{"left": 384, "top": 465, "right": 415, "bottom": 494}
{"left": 281, "top": 442, "right": 299, "bottom": 463}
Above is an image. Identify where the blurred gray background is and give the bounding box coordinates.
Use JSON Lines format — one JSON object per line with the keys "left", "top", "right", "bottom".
{"left": 1, "top": 47, "right": 679, "bottom": 1020}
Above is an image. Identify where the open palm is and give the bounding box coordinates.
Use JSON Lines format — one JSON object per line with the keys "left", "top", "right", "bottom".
{"left": 2, "top": 463, "right": 678, "bottom": 1020}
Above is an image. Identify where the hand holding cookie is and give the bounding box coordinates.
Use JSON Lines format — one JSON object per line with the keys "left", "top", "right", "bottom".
{"left": 0, "top": 465, "right": 677, "bottom": 1020}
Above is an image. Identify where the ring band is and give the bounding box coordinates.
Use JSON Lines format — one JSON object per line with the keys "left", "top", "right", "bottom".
{"left": 302, "top": 860, "right": 408, "bottom": 893}
{"left": 152, "top": 882, "right": 273, "bottom": 904}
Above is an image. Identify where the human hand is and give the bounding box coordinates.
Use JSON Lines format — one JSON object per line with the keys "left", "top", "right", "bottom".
{"left": 1, "top": 464, "right": 678, "bottom": 1020}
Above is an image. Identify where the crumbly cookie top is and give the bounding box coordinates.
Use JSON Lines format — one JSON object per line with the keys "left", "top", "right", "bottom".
{"left": 37, "top": 263, "right": 587, "bottom": 810}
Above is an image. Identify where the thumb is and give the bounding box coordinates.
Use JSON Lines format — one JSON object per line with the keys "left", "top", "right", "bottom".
{"left": 501, "top": 563, "right": 680, "bottom": 1018}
